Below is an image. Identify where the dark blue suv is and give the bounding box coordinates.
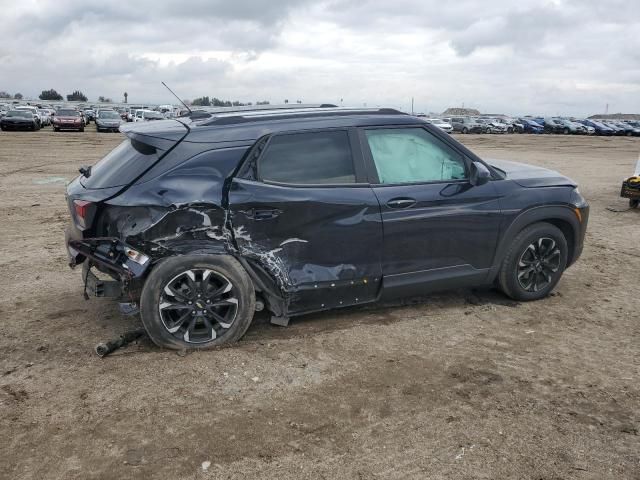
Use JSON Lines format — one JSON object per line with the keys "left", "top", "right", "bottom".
{"left": 65, "top": 106, "right": 589, "bottom": 350}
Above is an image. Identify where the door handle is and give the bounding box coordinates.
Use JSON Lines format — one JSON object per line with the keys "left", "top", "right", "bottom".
{"left": 386, "top": 198, "right": 416, "bottom": 209}
{"left": 241, "top": 208, "right": 282, "bottom": 220}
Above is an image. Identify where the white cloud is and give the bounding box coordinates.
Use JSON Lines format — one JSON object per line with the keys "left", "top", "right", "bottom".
{"left": 1, "top": 0, "right": 639, "bottom": 116}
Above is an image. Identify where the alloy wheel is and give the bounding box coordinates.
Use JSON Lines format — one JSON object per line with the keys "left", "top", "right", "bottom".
{"left": 159, "top": 269, "right": 238, "bottom": 343}
{"left": 517, "top": 237, "right": 561, "bottom": 292}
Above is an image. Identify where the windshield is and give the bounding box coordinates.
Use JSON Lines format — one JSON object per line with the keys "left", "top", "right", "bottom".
{"left": 57, "top": 109, "right": 79, "bottom": 117}
{"left": 7, "top": 111, "right": 31, "bottom": 118}
{"left": 145, "top": 112, "right": 164, "bottom": 119}
{"left": 99, "top": 111, "right": 120, "bottom": 119}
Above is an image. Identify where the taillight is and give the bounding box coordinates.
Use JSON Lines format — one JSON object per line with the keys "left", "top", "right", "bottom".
{"left": 73, "top": 200, "right": 93, "bottom": 229}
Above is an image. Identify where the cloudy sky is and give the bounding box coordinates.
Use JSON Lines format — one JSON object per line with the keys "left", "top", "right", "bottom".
{"left": 1, "top": 0, "right": 639, "bottom": 116}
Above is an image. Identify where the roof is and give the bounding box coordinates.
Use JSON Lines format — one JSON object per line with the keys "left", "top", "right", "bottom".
{"left": 122, "top": 106, "right": 423, "bottom": 145}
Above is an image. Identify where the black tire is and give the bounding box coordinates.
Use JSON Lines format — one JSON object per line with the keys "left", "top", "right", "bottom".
{"left": 497, "top": 222, "right": 568, "bottom": 301}
{"left": 462, "top": 127, "right": 468, "bottom": 134}
{"left": 54, "top": 127, "right": 59, "bottom": 132}
{"left": 563, "top": 128, "right": 569, "bottom": 135}
{"left": 630, "top": 199, "right": 639, "bottom": 209}
{"left": 79, "top": 127, "right": 84, "bottom": 132}
{"left": 140, "top": 254, "right": 256, "bottom": 350}
{"left": 0, "top": 126, "right": 5, "bottom": 131}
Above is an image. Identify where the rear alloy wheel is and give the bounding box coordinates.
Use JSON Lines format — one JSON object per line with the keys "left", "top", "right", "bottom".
{"left": 140, "top": 255, "right": 255, "bottom": 350}
{"left": 498, "top": 222, "right": 568, "bottom": 301}
{"left": 563, "top": 128, "right": 569, "bottom": 135}
{"left": 462, "top": 127, "right": 468, "bottom": 134}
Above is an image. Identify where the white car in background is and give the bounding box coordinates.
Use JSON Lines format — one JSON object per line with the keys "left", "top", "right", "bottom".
{"left": 134, "top": 109, "right": 165, "bottom": 122}
{"left": 38, "top": 109, "right": 51, "bottom": 126}
{"left": 425, "top": 118, "right": 453, "bottom": 133}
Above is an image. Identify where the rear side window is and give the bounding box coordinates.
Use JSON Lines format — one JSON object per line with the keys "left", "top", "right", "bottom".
{"left": 81, "top": 139, "right": 161, "bottom": 189}
{"left": 258, "top": 130, "right": 356, "bottom": 184}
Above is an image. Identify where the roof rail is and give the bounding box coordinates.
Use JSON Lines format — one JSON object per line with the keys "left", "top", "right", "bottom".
{"left": 199, "top": 107, "right": 405, "bottom": 126}
{"left": 181, "top": 103, "right": 338, "bottom": 120}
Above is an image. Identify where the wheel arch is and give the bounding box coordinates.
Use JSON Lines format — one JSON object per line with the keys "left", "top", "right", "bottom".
{"left": 489, "top": 205, "right": 581, "bottom": 282}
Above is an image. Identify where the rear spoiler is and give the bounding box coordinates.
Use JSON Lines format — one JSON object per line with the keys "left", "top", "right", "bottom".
{"left": 119, "top": 119, "right": 189, "bottom": 151}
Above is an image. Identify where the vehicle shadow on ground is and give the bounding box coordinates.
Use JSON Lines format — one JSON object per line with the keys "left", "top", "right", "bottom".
{"left": 242, "top": 286, "right": 520, "bottom": 342}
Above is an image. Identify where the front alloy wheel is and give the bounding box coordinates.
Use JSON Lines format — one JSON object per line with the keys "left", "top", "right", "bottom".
{"left": 498, "top": 222, "right": 568, "bottom": 301}
{"left": 517, "top": 237, "right": 561, "bottom": 292}
{"left": 160, "top": 269, "right": 238, "bottom": 344}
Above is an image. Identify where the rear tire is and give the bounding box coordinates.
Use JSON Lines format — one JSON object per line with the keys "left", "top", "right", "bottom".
{"left": 462, "top": 127, "right": 468, "bottom": 134}
{"left": 140, "top": 254, "right": 256, "bottom": 350}
{"left": 630, "top": 199, "right": 639, "bottom": 209}
{"left": 563, "top": 128, "right": 569, "bottom": 135}
{"left": 497, "top": 222, "right": 568, "bottom": 301}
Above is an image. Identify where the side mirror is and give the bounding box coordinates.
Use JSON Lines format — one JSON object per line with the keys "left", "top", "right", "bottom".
{"left": 470, "top": 161, "right": 491, "bottom": 186}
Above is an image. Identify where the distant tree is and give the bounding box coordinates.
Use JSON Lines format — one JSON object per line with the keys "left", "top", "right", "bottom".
{"left": 14, "top": 93, "right": 23, "bottom": 100}
{"left": 39, "top": 89, "right": 63, "bottom": 101}
{"left": 0, "top": 91, "right": 11, "bottom": 99}
{"left": 284, "top": 99, "right": 288, "bottom": 104}
{"left": 123, "top": 92, "right": 128, "bottom": 103}
{"left": 97, "top": 96, "right": 112, "bottom": 103}
{"left": 256, "top": 100, "right": 270, "bottom": 105}
{"left": 67, "top": 90, "right": 87, "bottom": 102}
{"left": 191, "top": 96, "right": 211, "bottom": 106}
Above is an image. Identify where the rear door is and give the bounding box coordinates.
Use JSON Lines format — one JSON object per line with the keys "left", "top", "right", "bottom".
{"left": 228, "top": 128, "right": 383, "bottom": 314}
{"left": 359, "top": 125, "right": 502, "bottom": 297}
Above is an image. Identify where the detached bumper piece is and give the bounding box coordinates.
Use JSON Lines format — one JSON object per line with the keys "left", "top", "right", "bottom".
{"left": 68, "top": 237, "right": 151, "bottom": 278}
{"left": 82, "top": 262, "right": 122, "bottom": 298}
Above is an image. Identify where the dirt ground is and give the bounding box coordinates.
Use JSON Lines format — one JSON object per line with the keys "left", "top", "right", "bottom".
{"left": 0, "top": 128, "right": 638, "bottom": 480}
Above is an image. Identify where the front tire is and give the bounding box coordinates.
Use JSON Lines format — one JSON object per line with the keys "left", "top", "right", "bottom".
{"left": 497, "top": 223, "right": 568, "bottom": 301}
{"left": 140, "top": 255, "right": 256, "bottom": 350}
{"left": 630, "top": 199, "right": 639, "bottom": 209}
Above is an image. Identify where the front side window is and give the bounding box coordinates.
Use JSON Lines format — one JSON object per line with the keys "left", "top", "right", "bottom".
{"left": 365, "top": 128, "right": 467, "bottom": 184}
{"left": 258, "top": 130, "right": 356, "bottom": 184}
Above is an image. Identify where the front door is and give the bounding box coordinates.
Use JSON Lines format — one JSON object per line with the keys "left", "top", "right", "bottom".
{"left": 228, "top": 128, "right": 383, "bottom": 314}
{"left": 359, "top": 125, "right": 502, "bottom": 297}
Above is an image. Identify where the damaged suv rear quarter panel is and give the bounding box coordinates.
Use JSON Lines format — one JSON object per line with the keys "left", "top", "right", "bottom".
{"left": 100, "top": 143, "right": 252, "bottom": 258}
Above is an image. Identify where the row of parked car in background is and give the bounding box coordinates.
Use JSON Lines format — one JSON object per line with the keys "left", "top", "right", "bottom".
{"left": 418, "top": 115, "right": 640, "bottom": 136}
{"left": 1, "top": 101, "right": 639, "bottom": 136}
{"left": 0, "top": 102, "right": 179, "bottom": 132}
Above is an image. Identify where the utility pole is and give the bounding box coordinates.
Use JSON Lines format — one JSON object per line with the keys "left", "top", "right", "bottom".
{"left": 411, "top": 97, "right": 414, "bottom": 115}
{"left": 605, "top": 103, "right": 609, "bottom": 115}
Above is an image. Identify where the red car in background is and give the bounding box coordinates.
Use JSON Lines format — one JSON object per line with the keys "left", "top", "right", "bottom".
{"left": 53, "top": 108, "right": 85, "bottom": 132}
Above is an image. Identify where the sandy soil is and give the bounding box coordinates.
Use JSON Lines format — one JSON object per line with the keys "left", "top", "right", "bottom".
{"left": 0, "top": 128, "right": 638, "bottom": 480}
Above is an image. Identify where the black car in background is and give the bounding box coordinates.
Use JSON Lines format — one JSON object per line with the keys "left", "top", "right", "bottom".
{"left": 65, "top": 106, "right": 589, "bottom": 350}
{"left": 544, "top": 118, "right": 574, "bottom": 134}
{"left": 0, "top": 110, "right": 40, "bottom": 131}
